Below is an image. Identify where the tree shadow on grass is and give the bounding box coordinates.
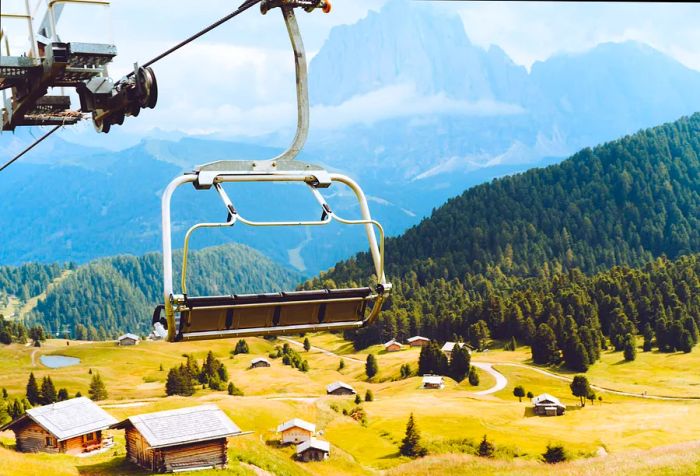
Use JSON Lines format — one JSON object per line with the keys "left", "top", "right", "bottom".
{"left": 77, "top": 456, "right": 150, "bottom": 475}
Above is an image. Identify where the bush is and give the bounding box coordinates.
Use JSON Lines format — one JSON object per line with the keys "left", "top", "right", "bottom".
{"left": 354, "top": 394, "right": 362, "bottom": 405}
{"left": 542, "top": 443, "right": 568, "bottom": 463}
{"left": 468, "top": 367, "right": 480, "bottom": 386}
{"left": 338, "top": 359, "right": 345, "bottom": 371}
{"left": 365, "top": 389, "right": 374, "bottom": 402}
{"left": 227, "top": 381, "right": 243, "bottom": 396}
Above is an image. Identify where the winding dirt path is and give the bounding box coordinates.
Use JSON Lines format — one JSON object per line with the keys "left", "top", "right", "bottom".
{"left": 470, "top": 362, "right": 508, "bottom": 395}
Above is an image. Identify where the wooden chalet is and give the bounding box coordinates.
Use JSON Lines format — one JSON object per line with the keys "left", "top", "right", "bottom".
{"left": 250, "top": 357, "right": 271, "bottom": 368}
{"left": 277, "top": 418, "right": 315, "bottom": 444}
{"left": 383, "top": 339, "right": 403, "bottom": 352}
{"left": 406, "top": 336, "right": 430, "bottom": 347}
{"left": 440, "top": 341, "right": 470, "bottom": 360}
{"left": 422, "top": 375, "right": 445, "bottom": 390}
{"left": 326, "top": 381, "right": 356, "bottom": 396}
{"left": 1, "top": 397, "right": 117, "bottom": 454}
{"left": 531, "top": 393, "right": 566, "bottom": 416}
{"left": 117, "top": 333, "right": 140, "bottom": 346}
{"left": 111, "top": 404, "right": 242, "bottom": 473}
{"left": 296, "top": 438, "right": 330, "bottom": 462}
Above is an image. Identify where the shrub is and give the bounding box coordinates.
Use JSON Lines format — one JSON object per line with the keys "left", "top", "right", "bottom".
{"left": 478, "top": 435, "right": 495, "bottom": 458}
{"left": 542, "top": 443, "right": 568, "bottom": 463}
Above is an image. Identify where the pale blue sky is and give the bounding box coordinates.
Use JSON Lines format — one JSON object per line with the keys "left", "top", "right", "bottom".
{"left": 6, "top": 0, "right": 698, "bottom": 142}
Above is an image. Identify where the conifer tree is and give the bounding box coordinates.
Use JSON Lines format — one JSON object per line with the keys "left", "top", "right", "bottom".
{"left": 57, "top": 388, "right": 69, "bottom": 401}
{"left": 478, "top": 435, "right": 495, "bottom": 457}
{"left": 448, "top": 344, "right": 470, "bottom": 382}
{"left": 399, "top": 413, "right": 427, "bottom": 457}
{"left": 365, "top": 354, "right": 378, "bottom": 380}
{"left": 88, "top": 373, "right": 108, "bottom": 401}
{"left": 468, "top": 367, "right": 480, "bottom": 386}
{"left": 623, "top": 333, "right": 637, "bottom": 361}
{"left": 303, "top": 337, "right": 311, "bottom": 351}
{"left": 26, "top": 373, "right": 40, "bottom": 405}
{"left": 40, "top": 376, "right": 57, "bottom": 404}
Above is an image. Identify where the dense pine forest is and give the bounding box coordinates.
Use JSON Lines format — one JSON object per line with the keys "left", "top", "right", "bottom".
{"left": 0, "top": 244, "right": 299, "bottom": 339}
{"left": 307, "top": 113, "right": 700, "bottom": 369}
{"left": 326, "top": 113, "right": 700, "bottom": 283}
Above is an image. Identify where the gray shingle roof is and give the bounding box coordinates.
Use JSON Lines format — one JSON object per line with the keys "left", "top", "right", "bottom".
{"left": 118, "top": 333, "right": 140, "bottom": 341}
{"left": 112, "top": 404, "right": 241, "bottom": 448}
{"left": 1, "top": 397, "right": 117, "bottom": 441}
{"left": 326, "top": 381, "right": 355, "bottom": 394}
{"left": 296, "top": 438, "right": 330, "bottom": 454}
{"left": 277, "top": 418, "right": 315, "bottom": 433}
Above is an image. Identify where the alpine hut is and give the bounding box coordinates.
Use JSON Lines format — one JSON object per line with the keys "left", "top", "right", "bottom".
{"left": 383, "top": 339, "right": 403, "bottom": 352}
{"left": 0, "top": 397, "right": 117, "bottom": 454}
{"left": 531, "top": 393, "right": 566, "bottom": 416}
{"left": 117, "top": 333, "right": 140, "bottom": 346}
{"left": 250, "top": 357, "right": 271, "bottom": 369}
{"left": 406, "top": 336, "right": 430, "bottom": 347}
{"left": 326, "top": 381, "right": 356, "bottom": 396}
{"left": 277, "top": 418, "right": 315, "bottom": 444}
{"left": 112, "top": 404, "right": 242, "bottom": 472}
{"left": 296, "top": 438, "right": 330, "bottom": 462}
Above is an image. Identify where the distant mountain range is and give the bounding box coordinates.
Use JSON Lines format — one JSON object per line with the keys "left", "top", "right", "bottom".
{"left": 2, "top": 0, "right": 700, "bottom": 273}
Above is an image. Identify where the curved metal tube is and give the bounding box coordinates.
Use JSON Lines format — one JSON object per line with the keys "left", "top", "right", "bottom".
{"left": 270, "top": 7, "right": 308, "bottom": 163}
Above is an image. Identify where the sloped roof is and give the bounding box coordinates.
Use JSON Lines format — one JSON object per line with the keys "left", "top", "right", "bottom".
{"left": 118, "top": 333, "right": 140, "bottom": 341}
{"left": 422, "top": 375, "right": 444, "bottom": 385}
{"left": 1, "top": 397, "right": 117, "bottom": 441}
{"left": 383, "top": 339, "right": 402, "bottom": 348}
{"left": 441, "top": 341, "right": 467, "bottom": 352}
{"left": 407, "top": 336, "right": 429, "bottom": 343}
{"left": 532, "top": 393, "right": 564, "bottom": 407}
{"left": 251, "top": 357, "right": 271, "bottom": 366}
{"left": 326, "top": 381, "right": 355, "bottom": 394}
{"left": 277, "top": 418, "right": 315, "bottom": 433}
{"left": 296, "top": 438, "right": 330, "bottom": 454}
{"left": 112, "top": 404, "right": 241, "bottom": 448}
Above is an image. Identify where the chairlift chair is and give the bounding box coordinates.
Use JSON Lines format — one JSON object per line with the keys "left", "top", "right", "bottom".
{"left": 152, "top": 0, "right": 391, "bottom": 342}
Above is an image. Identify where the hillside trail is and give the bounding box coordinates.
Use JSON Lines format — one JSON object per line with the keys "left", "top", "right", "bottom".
{"left": 489, "top": 362, "right": 700, "bottom": 401}
{"left": 279, "top": 337, "right": 509, "bottom": 395}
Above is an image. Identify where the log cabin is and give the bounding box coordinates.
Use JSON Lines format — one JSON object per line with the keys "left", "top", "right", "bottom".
{"left": 531, "top": 393, "right": 566, "bottom": 416}
{"left": 296, "top": 438, "right": 330, "bottom": 462}
{"left": 117, "top": 333, "right": 140, "bottom": 346}
{"left": 326, "top": 381, "right": 356, "bottom": 396}
{"left": 250, "top": 357, "right": 271, "bottom": 368}
{"left": 277, "top": 418, "right": 315, "bottom": 444}
{"left": 406, "top": 336, "right": 430, "bottom": 347}
{"left": 383, "top": 339, "right": 403, "bottom": 352}
{"left": 440, "top": 341, "right": 470, "bottom": 360}
{"left": 422, "top": 375, "right": 445, "bottom": 389}
{"left": 0, "top": 397, "right": 117, "bottom": 454}
{"left": 111, "top": 404, "right": 242, "bottom": 473}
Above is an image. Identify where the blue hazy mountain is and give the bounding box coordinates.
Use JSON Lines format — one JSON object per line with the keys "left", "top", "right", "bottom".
{"left": 2, "top": 0, "right": 700, "bottom": 273}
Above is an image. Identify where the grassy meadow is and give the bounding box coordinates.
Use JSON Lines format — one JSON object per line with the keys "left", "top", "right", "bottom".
{"left": 1, "top": 334, "right": 699, "bottom": 475}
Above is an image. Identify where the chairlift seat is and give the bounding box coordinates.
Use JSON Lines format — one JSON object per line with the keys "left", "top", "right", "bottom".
{"left": 155, "top": 287, "right": 375, "bottom": 341}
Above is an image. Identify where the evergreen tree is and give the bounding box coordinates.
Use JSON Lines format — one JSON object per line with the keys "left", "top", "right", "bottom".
{"left": 570, "top": 375, "right": 592, "bottom": 407}
{"left": 468, "top": 367, "right": 480, "bottom": 386}
{"left": 532, "top": 324, "right": 559, "bottom": 365}
{"left": 680, "top": 330, "right": 694, "bottom": 353}
{"left": 40, "top": 376, "right": 57, "bottom": 404}
{"left": 400, "top": 363, "right": 412, "bottom": 379}
{"left": 563, "top": 335, "right": 590, "bottom": 372}
{"left": 365, "top": 389, "right": 374, "bottom": 402}
{"left": 448, "top": 344, "right": 471, "bottom": 382}
{"left": 88, "top": 373, "right": 108, "bottom": 401}
{"left": 303, "top": 337, "right": 311, "bottom": 351}
{"left": 338, "top": 359, "right": 346, "bottom": 371}
{"left": 57, "top": 388, "right": 69, "bottom": 401}
{"left": 354, "top": 394, "right": 362, "bottom": 405}
{"left": 233, "top": 339, "right": 250, "bottom": 355}
{"left": 399, "top": 413, "right": 427, "bottom": 458}
{"left": 477, "top": 435, "right": 495, "bottom": 458}
{"left": 623, "top": 334, "right": 637, "bottom": 361}
{"left": 1, "top": 388, "right": 7, "bottom": 399}
{"left": 26, "top": 373, "right": 40, "bottom": 405}
{"left": 165, "top": 367, "right": 183, "bottom": 396}
{"left": 365, "top": 354, "right": 378, "bottom": 380}
{"left": 542, "top": 444, "right": 568, "bottom": 463}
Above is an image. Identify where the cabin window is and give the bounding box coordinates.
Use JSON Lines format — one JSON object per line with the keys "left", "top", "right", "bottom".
{"left": 45, "top": 436, "right": 56, "bottom": 447}
{"left": 84, "top": 432, "right": 96, "bottom": 442}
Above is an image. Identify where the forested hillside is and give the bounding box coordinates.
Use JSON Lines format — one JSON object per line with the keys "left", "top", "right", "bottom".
{"left": 326, "top": 113, "right": 700, "bottom": 284}
{"left": 0, "top": 244, "right": 299, "bottom": 338}
{"left": 308, "top": 114, "right": 700, "bottom": 368}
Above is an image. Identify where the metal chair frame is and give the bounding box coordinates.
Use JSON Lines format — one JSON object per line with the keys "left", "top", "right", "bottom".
{"left": 155, "top": 2, "right": 391, "bottom": 342}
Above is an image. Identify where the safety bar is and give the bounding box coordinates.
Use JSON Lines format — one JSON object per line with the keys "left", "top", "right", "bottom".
{"left": 161, "top": 171, "right": 388, "bottom": 342}
{"left": 179, "top": 181, "right": 385, "bottom": 295}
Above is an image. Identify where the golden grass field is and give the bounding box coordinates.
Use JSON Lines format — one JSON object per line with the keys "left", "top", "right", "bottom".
{"left": 1, "top": 334, "right": 700, "bottom": 476}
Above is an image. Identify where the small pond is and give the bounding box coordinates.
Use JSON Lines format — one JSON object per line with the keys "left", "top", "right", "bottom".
{"left": 40, "top": 355, "right": 81, "bottom": 368}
